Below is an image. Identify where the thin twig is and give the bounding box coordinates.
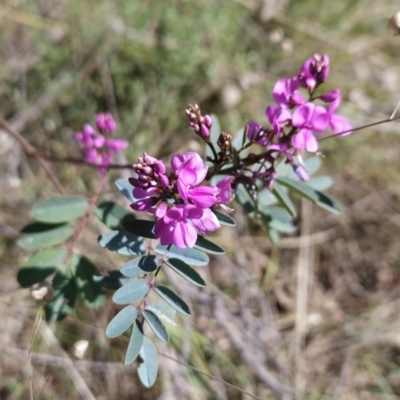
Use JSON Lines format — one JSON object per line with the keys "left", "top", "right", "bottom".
{"left": 159, "top": 351, "right": 264, "bottom": 400}
{"left": 318, "top": 115, "right": 400, "bottom": 141}
{"left": 0, "top": 117, "right": 64, "bottom": 193}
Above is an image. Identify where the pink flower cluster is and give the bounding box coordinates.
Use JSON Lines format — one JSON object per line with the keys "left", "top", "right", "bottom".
{"left": 75, "top": 113, "right": 128, "bottom": 174}
{"left": 246, "top": 54, "right": 352, "bottom": 182}
{"left": 130, "top": 151, "right": 232, "bottom": 248}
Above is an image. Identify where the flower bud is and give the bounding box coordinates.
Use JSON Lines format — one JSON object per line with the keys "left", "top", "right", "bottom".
{"left": 95, "top": 112, "right": 117, "bottom": 133}
{"left": 320, "top": 89, "right": 340, "bottom": 103}
{"left": 200, "top": 124, "right": 210, "bottom": 140}
{"left": 204, "top": 114, "right": 213, "bottom": 128}
{"left": 217, "top": 132, "right": 232, "bottom": 150}
{"left": 293, "top": 165, "right": 309, "bottom": 181}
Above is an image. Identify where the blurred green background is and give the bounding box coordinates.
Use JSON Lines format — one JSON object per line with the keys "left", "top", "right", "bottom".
{"left": 2, "top": 0, "right": 400, "bottom": 399}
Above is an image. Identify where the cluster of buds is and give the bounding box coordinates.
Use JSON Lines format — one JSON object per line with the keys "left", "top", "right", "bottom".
{"left": 132, "top": 153, "right": 169, "bottom": 190}
{"left": 244, "top": 54, "right": 352, "bottom": 185}
{"left": 298, "top": 54, "right": 330, "bottom": 92}
{"left": 75, "top": 113, "right": 128, "bottom": 174}
{"left": 186, "top": 104, "right": 213, "bottom": 141}
{"left": 217, "top": 132, "right": 233, "bottom": 150}
{"left": 95, "top": 112, "right": 117, "bottom": 134}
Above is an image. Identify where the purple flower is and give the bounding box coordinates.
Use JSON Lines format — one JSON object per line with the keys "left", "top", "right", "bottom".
{"left": 246, "top": 121, "right": 264, "bottom": 143}
{"left": 291, "top": 103, "right": 329, "bottom": 152}
{"left": 172, "top": 152, "right": 216, "bottom": 207}
{"left": 154, "top": 204, "right": 203, "bottom": 248}
{"left": 272, "top": 77, "right": 305, "bottom": 108}
{"left": 298, "top": 54, "right": 330, "bottom": 91}
{"left": 214, "top": 177, "right": 232, "bottom": 206}
{"left": 75, "top": 114, "right": 128, "bottom": 174}
{"left": 75, "top": 124, "right": 105, "bottom": 148}
{"left": 95, "top": 112, "right": 117, "bottom": 134}
{"left": 266, "top": 105, "right": 292, "bottom": 137}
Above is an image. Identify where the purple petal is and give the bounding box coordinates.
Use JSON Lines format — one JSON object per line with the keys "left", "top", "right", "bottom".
{"left": 305, "top": 131, "right": 318, "bottom": 152}
{"left": 185, "top": 205, "right": 204, "bottom": 220}
{"left": 106, "top": 139, "right": 129, "bottom": 150}
{"left": 155, "top": 202, "right": 167, "bottom": 218}
{"left": 164, "top": 205, "right": 184, "bottom": 223}
{"left": 133, "top": 187, "right": 159, "bottom": 199}
{"left": 172, "top": 222, "right": 186, "bottom": 248}
{"left": 191, "top": 208, "right": 220, "bottom": 234}
{"left": 178, "top": 168, "right": 197, "bottom": 186}
{"left": 294, "top": 165, "right": 309, "bottom": 181}
{"left": 330, "top": 115, "right": 352, "bottom": 136}
{"left": 310, "top": 105, "right": 329, "bottom": 133}
{"left": 188, "top": 186, "right": 217, "bottom": 208}
{"left": 272, "top": 78, "right": 290, "bottom": 106}
{"left": 215, "top": 177, "right": 232, "bottom": 205}
{"left": 291, "top": 129, "right": 308, "bottom": 150}
{"left": 155, "top": 219, "right": 173, "bottom": 245}
{"left": 320, "top": 89, "right": 340, "bottom": 104}
{"left": 292, "top": 103, "right": 314, "bottom": 127}
{"left": 130, "top": 197, "right": 157, "bottom": 212}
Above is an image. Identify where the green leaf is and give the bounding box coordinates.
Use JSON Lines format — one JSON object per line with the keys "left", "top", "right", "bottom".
{"left": 95, "top": 201, "right": 133, "bottom": 229}
{"left": 211, "top": 209, "right": 237, "bottom": 226}
{"left": 122, "top": 220, "right": 155, "bottom": 239}
{"left": 275, "top": 158, "right": 293, "bottom": 176}
{"left": 93, "top": 270, "right": 136, "bottom": 290}
{"left": 73, "top": 255, "right": 105, "bottom": 307}
{"left": 31, "top": 196, "right": 88, "bottom": 223}
{"left": 315, "top": 190, "right": 342, "bottom": 215}
{"left": 138, "top": 337, "right": 158, "bottom": 387}
{"left": 115, "top": 179, "right": 136, "bottom": 202}
{"left": 120, "top": 255, "right": 158, "bottom": 277}
{"left": 125, "top": 319, "right": 144, "bottom": 365}
{"left": 258, "top": 189, "right": 278, "bottom": 207}
{"left": 18, "top": 223, "right": 74, "bottom": 250}
{"left": 142, "top": 309, "right": 169, "bottom": 343}
{"left": 44, "top": 271, "right": 77, "bottom": 321}
{"left": 155, "top": 244, "right": 209, "bottom": 266}
{"left": 268, "top": 228, "right": 279, "bottom": 244}
{"left": 98, "top": 230, "right": 145, "bottom": 256}
{"left": 17, "top": 248, "right": 65, "bottom": 288}
{"left": 235, "top": 184, "right": 255, "bottom": 215}
{"left": 276, "top": 177, "right": 319, "bottom": 202}
{"left": 105, "top": 305, "right": 137, "bottom": 338}
{"left": 305, "top": 156, "right": 322, "bottom": 175}
{"left": 272, "top": 181, "right": 297, "bottom": 218}
{"left": 261, "top": 208, "right": 297, "bottom": 234}
{"left": 232, "top": 127, "right": 247, "bottom": 152}
{"left": 112, "top": 279, "right": 149, "bottom": 304}
{"left": 166, "top": 258, "right": 206, "bottom": 287}
{"left": 306, "top": 176, "right": 333, "bottom": 191}
{"left": 194, "top": 235, "right": 225, "bottom": 255}
{"left": 154, "top": 286, "right": 190, "bottom": 315}
{"left": 146, "top": 302, "right": 177, "bottom": 326}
